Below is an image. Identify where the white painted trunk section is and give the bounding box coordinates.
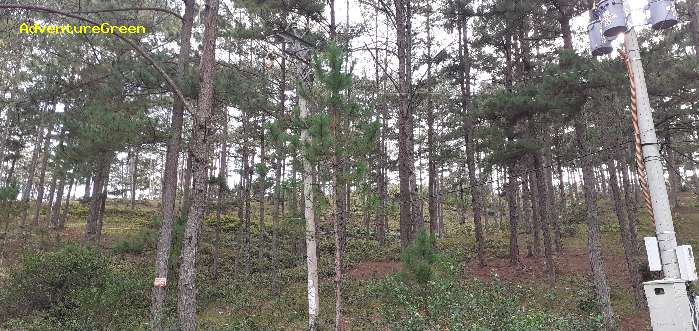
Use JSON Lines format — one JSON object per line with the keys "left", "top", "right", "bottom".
{"left": 300, "top": 95, "right": 319, "bottom": 327}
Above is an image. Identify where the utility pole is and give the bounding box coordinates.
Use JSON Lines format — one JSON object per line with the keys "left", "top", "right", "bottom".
{"left": 621, "top": 3, "right": 681, "bottom": 279}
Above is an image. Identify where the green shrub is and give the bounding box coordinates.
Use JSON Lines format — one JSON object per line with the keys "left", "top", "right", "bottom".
{"left": 401, "top": 231, "right": 437, "bottom": 284}
{"left": 113, "top": 228, "right": 156, "bottom": 254}
{"left": 1, "top": 245, "right": 149, "bottom": 329}
{"left": 6, "top": 245, "right": 109, "bottom": 315}
{"left": 367, "top": 276, "right": 600, "bottom": 330}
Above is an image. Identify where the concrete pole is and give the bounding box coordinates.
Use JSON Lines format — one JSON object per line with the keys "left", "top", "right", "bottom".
{"left": 622, "top": 10, "right": 681, "bottom": 278}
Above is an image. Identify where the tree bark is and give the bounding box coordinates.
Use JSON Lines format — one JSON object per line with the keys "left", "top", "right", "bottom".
{"left": 271, "top": 42, "right": 286, "bottom": 293}
{"left": 534, "top": 154, "right": 555, "bottom": 286}
{"left": 85, "top": 152, "right": 112, "bottom": 245}
{"left": 521, "top": 173, "right": 533, "bottom": 257}
{"left": 130, "top": 148, "right": 138, "bottom": 209}
{"left": 21, "top": 125, "right": 44, "bottom": 228}
{"left": 50, "top": 174, "right": 66, "bottom": 228}
{"left": 606, "top": 155, "right": 644, "bottom": 309}
{"left": 212, "top": 112, "right": 228, "bottom": 283}
{"left": 664, "top": 133, "right": 680, "bottom": 210}
{"left": 175, "top": 0, "right": 218, "bottom": 328}
{"left": 298, "top": 49, "right": 320, "bottom": 330}
{"left": 527, "top": 168, "right": 541, "bottom": 256}
{"left": 32, "top": 125, "right": 52, "bottom": 226}
{"left": 574, "top": 118, "right": 616, "bottom": 330}
{"left": 458, "top": 11, "right": 485, "bottom": 266}
{"left": 506, "top": 165, "right": 519, "bottom": 266}
{"left": 84, "top": 175, "right": 91, "bottom": 200}
{"left": 258, "top": 115, "right": 267, "bottom": 265}
{"left": 395, "top": 0, "right": 415, "bottom": 250}
{"left": 150, "top": 0, "right": 195, "bottom": 327}
{"left": 59, "top": 176, "right": 74, "bottom": 229}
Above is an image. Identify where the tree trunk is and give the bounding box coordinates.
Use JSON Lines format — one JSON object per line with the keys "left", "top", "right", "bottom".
{"left": 212, "top": 112, "right": 228, "bottom": 283}
{"left": 573, "top": 118, "right": 616, "bottom": 330}
{"left": 59, "top": 176, "right": 74, "bottom": 229}
{"left": 534, "top": 153, "right": 555, "bottom": 286}
{"left": 32, "top": 125, "right": 52, "bottom": 226}
{"left": 298, "top": 49, "right": 320, "bottom": 330}
{"left": 606, "top": 155, "right": 644, "bottom": 309}
{"left": 97, "top": 171, "right": 110, "bottom": 248}
{"left": 176, "top": 0, "right": 219, "bottom": 328}
{"left": 85, "top": 152, "right": 112, "bottom": 245}
{"left": 618, "top": 149, "right": 642, "bottom": 256}
{"left": 130, "top": 148, "right": 138, "bottom": 209}
{"left": 44, "top": 172, "right": 58, "bottom": 226}
{"left": 458, "top": 11, "right": 485, "bottom": 266}
{"left": 527, "top": 165, "right": 541, "bottom": 256}
{"left": 395, "top": 0, "right": 415, "bottom": 251}
{"left": 543, "top": 142, "right": 562, "bottom": 252}
{"left": 506, "top": 165, "right": 519, "bottom": 266}
{"left": 50, "top": 174, "right": 66, "bottom": 228}
{"left": 271, "top": 42, "right": 286, "bottom": 293}
{"left": 150, "top": 0, "right": 195, "bottom": 327}
{"left": 521, "top": 173, "right": 533, "bottom": 257}
{"left": 84, "top": 175, "right": 92, "bottom": 200}
{"left": 664, "top": 133, "right": 680, "bottom": 210}
{"left": 20, "top": 125, "right": 43, "bottom": 229}
{"left": 258, "top": 116, "right": 267, "bottom": 265}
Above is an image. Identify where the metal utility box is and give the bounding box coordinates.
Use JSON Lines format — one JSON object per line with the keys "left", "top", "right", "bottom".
{"left": 643, "top": 279, "right": 693, "bottom": 331}
{"left": 597, "top": 0, "right": 627, "bottom": 37}
{"left": 645, "top": 237, "right": 663, "bottom": 271}
{"left": 676, "top": 245, "right": 697, "bottom": 282}
{"left": 588, "top": 20, "right": 613, "bottom": 56}
{"left": 648, "top": 0, "right": 678, "bottom": 30}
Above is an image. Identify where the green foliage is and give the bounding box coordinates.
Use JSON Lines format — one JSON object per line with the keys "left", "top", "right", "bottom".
{"left": 113, "top": 228, "right": 156, "bottom": 254}
{"left": 368, "top": 276, "right": 601, "bottom": 330}
{"left": 401, "top": 231, "right": 438, "bottom": 284}
{"left": 0, "top": 185, "right": 19, "bottom": 201}
{"left": 1, "top": 245, "right": 149, "bottom": 329}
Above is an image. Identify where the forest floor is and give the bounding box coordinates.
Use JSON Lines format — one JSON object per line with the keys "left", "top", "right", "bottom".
{"left": 1, "top": 192, "right": 698, "bottom": 330}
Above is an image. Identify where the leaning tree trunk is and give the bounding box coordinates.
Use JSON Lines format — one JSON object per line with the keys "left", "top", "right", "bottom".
{"left": 574, "top": 118, "right": 616, "bottom": 330}
{"left": 150, "top": 0, "right": 195, "bottom": 328}
{"left": 176, "top": 0, "right": 219, "bottom": 328}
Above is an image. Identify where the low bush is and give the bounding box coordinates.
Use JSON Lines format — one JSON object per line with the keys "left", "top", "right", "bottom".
{"left": 401, "top": 230, "right": 437, "bottom": 284}
{"left": 0, "top": 245, "right": 149, "bottom": 329}
{"left": 368, "top": 276, "right": 602, "bottom": 330}
{"left": 113, "top": 228, "right": 156, "bottom": 254}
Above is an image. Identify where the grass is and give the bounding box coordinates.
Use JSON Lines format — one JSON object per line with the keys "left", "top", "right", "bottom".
{"left": 1, "top": 192, "right": 698, "bottom": 330}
